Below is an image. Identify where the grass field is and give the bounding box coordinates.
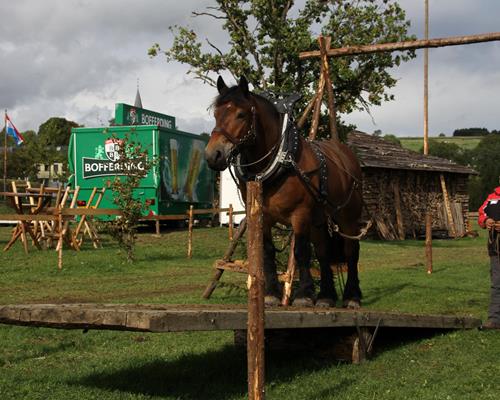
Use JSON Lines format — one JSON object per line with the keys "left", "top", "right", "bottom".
{"left": 0, "top": 223, "right": 499, "bottom": 399}
{"left": 399, "top": 136, "right": 482, "bottom": 153}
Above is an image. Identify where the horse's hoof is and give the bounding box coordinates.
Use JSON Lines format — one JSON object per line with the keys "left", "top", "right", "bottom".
{"left": 264, "top": 295, "right": 281, "bottom": 307}
{"left": 292, "top": 297, "right": 315, "bottom": 307}
{"left": 343, "top": 299, "right": 361, "bottom": 309}
{"left": 316, "top": 298, "right": 336, "bottom": 308}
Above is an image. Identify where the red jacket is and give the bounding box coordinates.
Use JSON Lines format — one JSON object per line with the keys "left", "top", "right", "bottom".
{"left": 478, "top": 186, "right": 500, "bottom": 256}
{"left": 478, "top": 186, "right": 500, "bottom": 228}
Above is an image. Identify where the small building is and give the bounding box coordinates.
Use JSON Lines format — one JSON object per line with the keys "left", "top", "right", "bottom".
{"left": 347, "top": 131, "right": 476, "bottom": 239}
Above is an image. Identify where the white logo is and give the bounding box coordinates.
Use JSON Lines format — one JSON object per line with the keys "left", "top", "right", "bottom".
{"left": 105, "top": 139, "right": 121, "bottom": 162}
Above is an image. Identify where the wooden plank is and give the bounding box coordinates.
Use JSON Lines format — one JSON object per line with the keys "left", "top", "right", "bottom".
{"left": 0, "top": 304, "right": 482, "bottom": 332}
{"left": 393, "top": 182, "right": 405, "bottom": 240}
{"left": 299, "top": 31, "right": 500, "bottom": 59}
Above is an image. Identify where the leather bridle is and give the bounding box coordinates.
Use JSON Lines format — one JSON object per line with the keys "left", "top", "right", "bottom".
{"left": 210, "top": 105, "right": 257, "bottom": 156}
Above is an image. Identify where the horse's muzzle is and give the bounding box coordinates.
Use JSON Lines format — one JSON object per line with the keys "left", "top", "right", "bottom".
{"left": 205, "top": 146, "right": 229, "bottom": 171}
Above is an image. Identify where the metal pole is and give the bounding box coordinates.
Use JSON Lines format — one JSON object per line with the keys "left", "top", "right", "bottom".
{"left": 246, "top": 181, "right": 265, "bottom": 400}
{"left": 423, "top": 0, "right": 429, "bottom": 155}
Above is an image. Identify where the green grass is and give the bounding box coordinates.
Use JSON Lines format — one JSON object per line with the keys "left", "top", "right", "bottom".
{"left": 399, "top": 136, "right": 482, "bottom": 153}
{"left": 0, "top": 224, "right": 499, "bottom": 399}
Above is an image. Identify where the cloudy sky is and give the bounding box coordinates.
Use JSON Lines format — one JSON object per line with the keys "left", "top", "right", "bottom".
{"left": 1, "top": 0, "right": 499, "bottom": 137}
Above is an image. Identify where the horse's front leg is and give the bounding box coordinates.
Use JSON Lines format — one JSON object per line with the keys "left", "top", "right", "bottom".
{"left": 291, "top": 218, "right": 315, "bottom": 307}
{"left": 343, "top": 237, "right": 362, "bottom": 309}
{"left": 263, "top": 222, "right": 282, "bottom": 307}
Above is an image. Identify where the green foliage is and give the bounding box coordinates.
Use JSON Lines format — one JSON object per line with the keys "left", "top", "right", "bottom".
{"left": 382, "top": 134, "right": 401, "bottom": 147}
{"left": 468, "top": 134, "right": 500, "bottom": 210}
{"left": 420, "top": 139, "right": 472, "bottom": 166}
{"left": 453, "top": 127, "right": 489, "bottom": 137}
{"left": 102, "top": 131, "right": 156, "bottom": 263}
{"left": 150, "top": 0, "right": 416, "bottom": 138}
{"left": 38, "top": 117, "right": 80, "bottom": 147}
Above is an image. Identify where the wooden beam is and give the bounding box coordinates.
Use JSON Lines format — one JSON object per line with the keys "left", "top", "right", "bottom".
{"left": 425, "top": 212, "right": 433, "bottom": 274}
{"left": 299, "top": 31, "right": 500, "bottom": 59}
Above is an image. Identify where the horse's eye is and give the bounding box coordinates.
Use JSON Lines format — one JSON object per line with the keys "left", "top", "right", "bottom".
{"left": 237, "top": 111, "right": 246, "bottom": 119}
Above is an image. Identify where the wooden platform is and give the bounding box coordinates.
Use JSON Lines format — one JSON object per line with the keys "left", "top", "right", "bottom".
{"left": 0, "top": 303, "right": 481, "bottom": 333}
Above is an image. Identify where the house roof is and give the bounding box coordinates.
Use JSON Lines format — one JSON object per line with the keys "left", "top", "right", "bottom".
{"left": 347, "top": 131, "right": 476, "bottom": 175}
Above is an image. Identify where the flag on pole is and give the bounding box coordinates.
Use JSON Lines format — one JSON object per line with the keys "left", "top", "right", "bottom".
{"left": 5, "top": 113, "right": 24, "bottom": 145}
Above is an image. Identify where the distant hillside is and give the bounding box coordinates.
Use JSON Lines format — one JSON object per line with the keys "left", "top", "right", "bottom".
{"left": 399, "top": 136, "right": 482, "bottom": 153}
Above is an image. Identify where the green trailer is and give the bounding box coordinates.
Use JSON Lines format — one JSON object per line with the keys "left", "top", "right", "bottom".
{"left": 68, "top": 123, "right": 215, "bottom": 220}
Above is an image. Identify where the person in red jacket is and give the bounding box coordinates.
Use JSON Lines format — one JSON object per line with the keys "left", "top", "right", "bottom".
{"left": 478, "top": 182, "right": 500, "bottom": 330}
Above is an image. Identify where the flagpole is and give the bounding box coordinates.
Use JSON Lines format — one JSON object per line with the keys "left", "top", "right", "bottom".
{"left": 3, "top": 109, "right": 7, "bottom": 195}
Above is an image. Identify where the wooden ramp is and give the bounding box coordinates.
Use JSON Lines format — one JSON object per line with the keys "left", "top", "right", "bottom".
{"left": 0, "top": 303, "right": 480, "bottom": 332}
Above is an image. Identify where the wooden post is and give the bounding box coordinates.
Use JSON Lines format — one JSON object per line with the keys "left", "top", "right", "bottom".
{"left": 229, "top": 203, "right": 234, "bottom": 241}
{"left": 246, "top": 181, "right": 265, "bottom": 400}
{"left": 423, "top": 0, "right": 429, "bottom": 155}
{"left": 309, "top": 52, "right": 326, "bottom": 140}
{"left": 440, "top": 173, "right": 457, "bottom": 238}
{"left": 425, "top": 212, "right": 433, "bottom": 274}
{"left": 281, "top": 235, "right": 295, "bottom": 306}
{"left": 155, "top": 218, "right": 160, "bottom": 236}
{"left": 318, "top": 36, "right": 339, "bottom": 140}
{"left": 187, "top": 205, "right": 194, "bottom": 259}
{"left": 57, "top": 208, "right": 63, "bottom": 270}
{"left": 297, "top": 93, "right": 319, "bottom": 129}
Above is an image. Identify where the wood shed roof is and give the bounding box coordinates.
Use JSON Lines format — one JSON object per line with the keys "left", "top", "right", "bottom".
{"left": 347, "top": 131, "right": 476, "bottom": 175}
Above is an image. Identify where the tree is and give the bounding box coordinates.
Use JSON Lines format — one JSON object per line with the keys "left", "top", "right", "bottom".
{"left": 150, "top": 0, "right": 415, "bottom": 130}
{"left": 38, "top": 117, "right": 80, "bottom": 147}
{"left": 383, "top": 134, "right": 401, "bottom": 146}
{"left": 420, "top": 139, "right": 471, "bottom": 166}
{"left": 468, "top": 134, "right": 500, "bottom": 209}
{"left": 452, "top": 127, "right": 489, "bottom": 137}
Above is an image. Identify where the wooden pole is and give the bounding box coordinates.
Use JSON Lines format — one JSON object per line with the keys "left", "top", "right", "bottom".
{"left": 308, "top": 58, "right": 326, "bottom": 140}
{"left": 318, "top": 36, "right": 339, "bottom": 140}
{"left": 187, "top": 205, "right": 194, "bottom": 259}
{"left": 246, "top": 181, "right": 265, "bottom": 400}
{"left": 297, "top": 93, "right": 319, "bottom": 129}
{"left": 425, "top": 212, "right": 433, "bottom": 274}
{"left": 3, "top": 110, "right": 7, "bottom": 196}
{"left": 57, "top": 208, "right": 63, "bottom": 270}
{"left": 423, "top": 0, "right": 429, "bottom": 155}
{"left": 228, "top": 203, "right": 234, "bottom": 241}
{"left": 299, "top": 31, "right": 500, "bottom": 59}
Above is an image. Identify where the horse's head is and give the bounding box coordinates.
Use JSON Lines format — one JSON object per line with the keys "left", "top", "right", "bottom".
{"left": 205, "top": 76, "right": 256, "bottom": 171}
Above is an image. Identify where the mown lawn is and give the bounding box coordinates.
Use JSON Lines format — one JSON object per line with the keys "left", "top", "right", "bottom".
{"left": 0, "top": 223, "right": 499, "bottom": 399}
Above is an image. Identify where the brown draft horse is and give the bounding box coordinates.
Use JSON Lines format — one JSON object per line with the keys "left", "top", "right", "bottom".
{"left": 205, "top": 76, "right": 364, "bottom": 308}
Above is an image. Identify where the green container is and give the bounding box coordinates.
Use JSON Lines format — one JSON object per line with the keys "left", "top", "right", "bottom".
{"left": 68, "top": 125, "right": 214, "bottom": 220}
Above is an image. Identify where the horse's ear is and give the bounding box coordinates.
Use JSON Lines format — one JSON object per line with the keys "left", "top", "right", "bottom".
{"left": 217, "top": 76, "right": 228, "bottom": 94}
{"left": 238, "top": 76, "right": 249, "bottom": 96}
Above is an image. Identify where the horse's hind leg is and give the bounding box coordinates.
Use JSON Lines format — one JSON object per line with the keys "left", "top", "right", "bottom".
{"left": 343, "top": 237, "right": 362, "bottom": 308}
{"left": 312, "top": 226, "right": 337, "bottom": 308}
{"left": 263, "top": 223, "right": 281, "bottom": 307}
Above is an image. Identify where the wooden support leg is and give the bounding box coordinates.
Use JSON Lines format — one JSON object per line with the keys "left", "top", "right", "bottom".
{"left": 202, "top": 218, "right": 247, "bottom": 299}
{"left": 425, "top": 212, "right": 433, "bottom": 274}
